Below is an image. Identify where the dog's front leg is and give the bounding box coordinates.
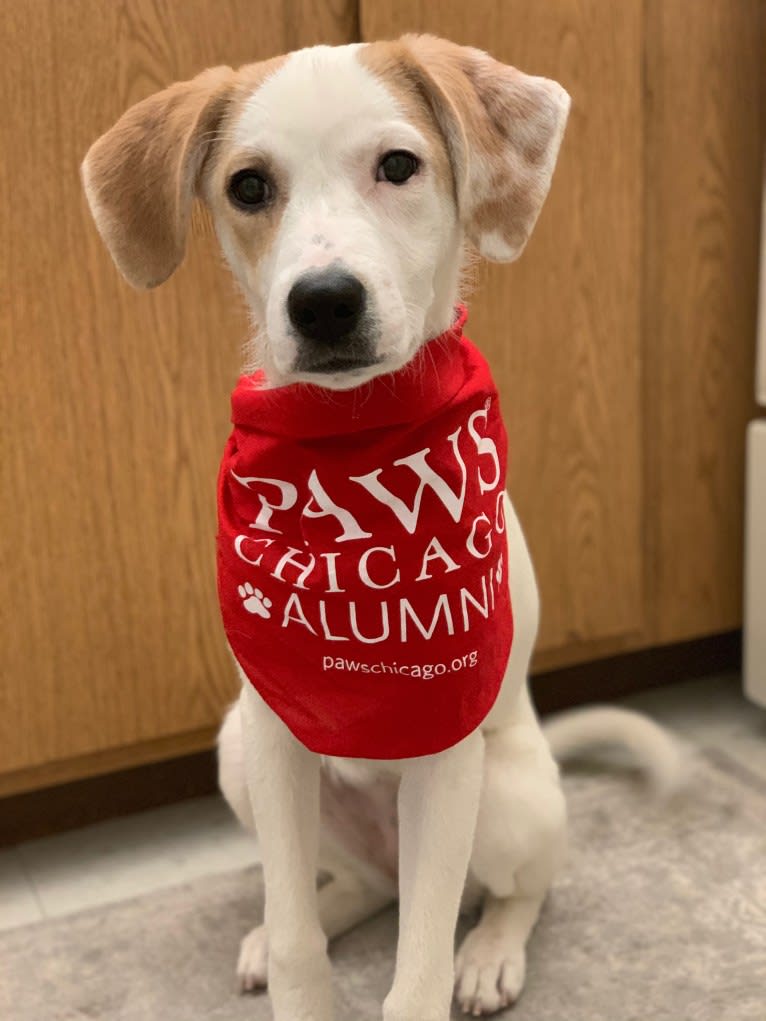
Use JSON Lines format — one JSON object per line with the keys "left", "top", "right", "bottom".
{"left": 384, "top": 730, "right": 485, "bottom": 1021}
{"left": 239, "top": 683, "right": 333, "bottom": 1021}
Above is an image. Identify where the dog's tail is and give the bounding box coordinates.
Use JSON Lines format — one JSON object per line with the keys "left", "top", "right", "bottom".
{"left": 542, "top": 706, "right": 686, "bottom": 797}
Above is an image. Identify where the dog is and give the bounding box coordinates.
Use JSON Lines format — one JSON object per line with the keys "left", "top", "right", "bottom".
{"left": 82, "top": 35, "right": 682, "bottom": 1021}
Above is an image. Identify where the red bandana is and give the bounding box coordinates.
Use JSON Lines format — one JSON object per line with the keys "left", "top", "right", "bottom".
{"left": 217, "top": 307, "right": 513, "bottom": 758}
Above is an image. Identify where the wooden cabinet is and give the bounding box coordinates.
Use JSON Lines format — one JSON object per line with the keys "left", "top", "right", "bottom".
{"left": 0, "top": 0, "right": 356, "bottom": 796}
{"left": 2, "top": 1, "right": 763, "bottom": 795}
{"left": 643, "top": 0, "right": 764, "bottom": 644}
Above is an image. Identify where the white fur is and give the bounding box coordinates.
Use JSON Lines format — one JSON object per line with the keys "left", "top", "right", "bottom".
{"left": 201, "top": 43, "right": 684, "bottom": 1021}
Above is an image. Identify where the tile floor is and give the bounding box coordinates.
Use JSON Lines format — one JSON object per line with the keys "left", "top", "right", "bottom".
{"left": 1, "top": 672, "right": 764, "bottom": 933}
{"left": 1, "top": 790, "right": 257, "bottom": 931}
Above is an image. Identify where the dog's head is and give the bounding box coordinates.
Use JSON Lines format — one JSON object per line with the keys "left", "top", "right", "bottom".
{"left": 82, "top": 36, "right": 569, "bottom": 389}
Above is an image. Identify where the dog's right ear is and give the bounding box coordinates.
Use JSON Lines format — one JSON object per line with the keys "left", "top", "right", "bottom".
{"left": 81, "top": 66, "right": 234, "bottom": 289}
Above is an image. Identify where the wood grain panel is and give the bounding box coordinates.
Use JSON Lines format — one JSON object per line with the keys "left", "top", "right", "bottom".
{"left": 644, "top": 0, "right": 765, "bottom": 643}
{"left": 0, "top": 728, "right": 218, "bottom": 800}
{"left": 0, "top": 1, "right": 355, "bottom": 779}
{"left": 361, "top": 2, "right": 646, "bottom": 658}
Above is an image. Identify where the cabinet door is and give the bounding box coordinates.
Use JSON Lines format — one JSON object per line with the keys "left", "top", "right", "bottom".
{"left": 644, "top": 0, "right": 765, "bottom": 644}
{"left": 0, "top": 0, "right": 356, "bottom": 795}
{"left": 361, "top": 2, "right": 646, "bottom": 668}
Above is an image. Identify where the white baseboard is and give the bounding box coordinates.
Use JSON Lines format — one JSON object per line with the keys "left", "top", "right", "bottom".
{"left": 744, "top": 420, "right": 766, "bottom": 707}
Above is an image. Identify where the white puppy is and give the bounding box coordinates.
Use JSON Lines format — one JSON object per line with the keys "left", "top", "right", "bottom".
{"left": 82, "top": 36, "right": 682, "bottom": 1021}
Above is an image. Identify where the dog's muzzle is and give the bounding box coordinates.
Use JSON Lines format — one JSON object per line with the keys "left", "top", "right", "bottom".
{"left": 288, "top": 267, "right": 377, "bottom": 373}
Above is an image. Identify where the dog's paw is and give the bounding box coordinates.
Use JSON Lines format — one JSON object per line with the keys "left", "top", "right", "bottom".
{"left": 238, "top": 582, "right": 272, "bottom": 619}
{"left": 237, "top": 924, "right": 268, "bottom": 993}
{"left": 454, "top": 924, "right": 526, "bottom": 1016}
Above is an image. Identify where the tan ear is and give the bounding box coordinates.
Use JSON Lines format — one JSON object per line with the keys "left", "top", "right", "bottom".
{"left": 81, "top": 66, "right": 234, "bottom": 288}
{"left": 402, "top": 35, "right": 570, "bottom": 262}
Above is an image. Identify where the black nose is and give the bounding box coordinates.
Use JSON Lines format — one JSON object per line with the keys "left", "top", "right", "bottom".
{"left": 287, "top": 269, "right": 366, "bottom": 345}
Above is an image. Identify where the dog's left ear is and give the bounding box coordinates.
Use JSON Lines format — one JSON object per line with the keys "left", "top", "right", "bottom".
{"left": 402, "top": 35, "right": 571, "bottom": 262}
{"left": 81, "top": 66, "right": 234, "bottom": 289}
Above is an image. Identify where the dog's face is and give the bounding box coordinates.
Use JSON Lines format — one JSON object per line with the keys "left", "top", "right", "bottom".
{"left": 205, "top": 44, "right": 461, "bottom": 387}
{"left": 83, "top": 37, "right": 569, "bottom": 390}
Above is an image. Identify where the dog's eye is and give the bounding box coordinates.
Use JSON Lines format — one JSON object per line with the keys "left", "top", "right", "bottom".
{"left": 377, "top": 150, "right": 419, "bottom": 185}
{"left": 228, "top": 170, "right": 270, "bottom": 210}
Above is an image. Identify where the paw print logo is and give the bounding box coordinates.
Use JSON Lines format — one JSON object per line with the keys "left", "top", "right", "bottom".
{"left": 495, "top": 559, "right": 503, "bottom": 586}
{"left": 238, "top": 582, "right": 272, "bottom": 619}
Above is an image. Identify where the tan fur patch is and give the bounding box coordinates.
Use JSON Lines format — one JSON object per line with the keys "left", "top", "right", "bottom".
{"left": 206, "top": 151, "right": 287, "bottom": 282}
{"left": 359, "top": 41, "right": 456, "bottom": 206}
{"left": 82, "top": 56, "right": 287, "bottom": 289}
{"left": 360, "top": 35, "right": 570, "bottom": 263}
{"left": 202, "top": 59, "right": 290, "bottom": 280}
